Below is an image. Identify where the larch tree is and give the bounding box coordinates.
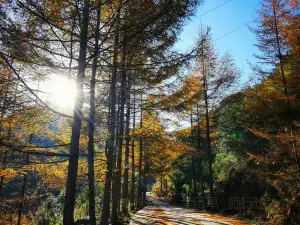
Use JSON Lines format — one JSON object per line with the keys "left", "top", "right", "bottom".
{"left": 87, "top": 1, "right": 102, "bottom": 224}
{"left": 196, "top": 35, "right": 240, "bottom": 198}
{"left": 63, "top": 0, "right": 90, "bottom": 223}
{"left": 251, "top": 0, "right": 300, "bottom": 178}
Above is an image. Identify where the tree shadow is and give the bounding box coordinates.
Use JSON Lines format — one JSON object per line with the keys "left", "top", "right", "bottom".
{"left": 130, "top": 203, "right": 250, "bottom": 225}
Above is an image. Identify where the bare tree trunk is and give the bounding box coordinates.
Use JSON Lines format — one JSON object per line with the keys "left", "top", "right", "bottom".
{"left": 130, "top": 90, "right": 136, "bottom": 209}
{"left": 143, "top": 150, "right": 147, "bottom": 202}
{"left": 122, "top": 79, "right": 131, "bottom": 217}
{"left": 100, "top": 10, "right": 120, "bottom": 225}
{"left": 196, "top": 105, "right": 205, "bottom": 196}
{"left": 87, "top": 1, "right": 101, "bottom": 224}
{"left": 190, "top": 112, "right": 198, "bottom": 202}
{"left": 63, "top": 1, "right": 90, "bottom": 223}
{"left": 137, "top": 97, "right": 143, "bottom": 208}
{"left": 203, "top": 70, "right": 214, "bottom": 198}
{"left": 110, "top": 87, "right": 121, "bottom": 220}
{"left": 111, "top": 27, "right": 128, "bottom": 225}
{"left": 17, "top": 133, "right": 31, "bottom": 225}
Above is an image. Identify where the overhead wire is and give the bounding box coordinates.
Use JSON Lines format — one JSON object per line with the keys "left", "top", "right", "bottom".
{"left": 196, "top": 0, "right": 255, "bottom": 42}
{"left": 199, "top": 0, "right": 234, "bottom": 18}
{"left": 214, "top": 21, "right": 254, "bottom": 41}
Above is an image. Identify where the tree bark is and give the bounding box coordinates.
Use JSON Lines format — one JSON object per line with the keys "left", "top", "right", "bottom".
{"left": 196, "top": 105, "right": 205, "bottom": 196}
{"left": 87, "top": 1, "right": 101, "bottom": 224}
{"left": 143, "top": 149, "right": 147, "bottom": 202}
{"left": 110, "top": 84, "right": 121, "bottom": 220}
{"left": 63, "top": 1, "right": 90, "bottom": 224}
{"left": 17, "top": 132, "right": 31, "bottom": 225}
{"left": 203, "top": 65, "right": 214, "bottom": 198}
{"left": 190, "top": 112, "right": 198, "bottom": 202}
{"left": 111, "top": 27, "right": 128, "bottom": 225}
{"left": 130, "top": 90, "right": 136, "bottom": 208}
{"left": 137, "top": 97, "right": 143, "bottom": 207}
{"left": 122, "top": 79, "right": 131, "bottom": 217}
{"left": 100, "top": 10, "right": 120, "bottom": 225}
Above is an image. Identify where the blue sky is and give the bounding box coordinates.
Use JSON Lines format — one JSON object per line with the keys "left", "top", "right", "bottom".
{"left": 177, "top": 0, "right": 262, "bottom": 82}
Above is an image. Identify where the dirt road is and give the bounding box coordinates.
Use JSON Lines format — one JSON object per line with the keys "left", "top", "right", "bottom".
{"left": 130, "top": 199, "right": 251, "bottom": 225}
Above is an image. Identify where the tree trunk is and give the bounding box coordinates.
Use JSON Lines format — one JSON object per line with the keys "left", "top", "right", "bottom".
{"left": 203, "top": 69, "right": 214, "bottom": 198}
{"left": 143, "top": 150, "right": 147, "bottom": 202}
{"left": 130, "top": 90, "right": 136, "bottom": 208}
{"left": 196, "top": 105, "right": 205, "bottom": 196}
{"left": 100, "top": 10, "right": 120, "bottom": 225}
{"left": 137, "top": 98, "right": 143, "bottom": 207}
{"left": 111, "top": 27, "right": 128, "bottom": 225}
{"left": 192, "top": 158, "right": 198, "bottom": 199}
{"left": 0, "top": 151, "right": 7, "bottom": 197}
{"left": 17, "top": 133, "right": 30, "bottom": 225}
{"left": 63, "top": 1, "right": 90, "bottom": 224}
{"left": 87, "top": 1, "right": 101, "bottom": 224}
{"left": 122, "top": 80, "right": 131, "bottom": 217}
{"left": 110, "top": 86, "right": 121, "bottom": 220}
{"left": 190, "top": 112, "right": 198, "bottom": 202}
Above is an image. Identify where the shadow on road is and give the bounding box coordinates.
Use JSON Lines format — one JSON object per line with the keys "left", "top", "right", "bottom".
{"left": 129, "top": 198, "right": 250, "bottom": 225}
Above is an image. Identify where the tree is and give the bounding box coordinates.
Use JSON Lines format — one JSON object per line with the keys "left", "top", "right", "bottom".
{"left": 251, "top": 0, "right": 300, "bottom": 178}
{"left": 87, "top": 1, "right": 102, "bottom": 224}
{"left": 63, "top": 0, "right": 90, "bottom": 224}
{"left": 197, "top": 36, "right": 240, "bottom": 198}
{"left": 100, "top": 6, "right": 120, "bottom": 225}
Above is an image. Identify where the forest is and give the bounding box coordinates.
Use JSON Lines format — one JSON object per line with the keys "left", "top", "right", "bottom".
{"left": 0, "top": 0, "right": 299, "bottom": 224}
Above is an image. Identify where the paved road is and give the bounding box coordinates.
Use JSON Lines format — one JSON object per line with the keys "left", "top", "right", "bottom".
{"left": 130, "top": 199, "right": 251, "bottom": 225}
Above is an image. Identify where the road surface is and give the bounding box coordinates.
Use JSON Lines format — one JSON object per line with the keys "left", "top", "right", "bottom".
{"left": 130, "top": 199, "right": 251, "bottom": 225}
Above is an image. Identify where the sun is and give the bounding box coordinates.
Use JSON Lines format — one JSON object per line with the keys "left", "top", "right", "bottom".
{"left": 41, "top": 74, "right": 77, "bottom": 110}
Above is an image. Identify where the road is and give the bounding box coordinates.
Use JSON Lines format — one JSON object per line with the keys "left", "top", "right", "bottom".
{"left": 129, "top": 199, "right": 251, "bottom": 225}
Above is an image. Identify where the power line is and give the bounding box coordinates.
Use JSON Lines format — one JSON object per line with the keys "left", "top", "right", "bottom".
{"left": 214, "top": 21, "right": 254, "bottom": 41}
{"left": 199, "top": 0, "right": 234, "bottom": 17}
{"left": 197, "top": 0, "right": 254, "bottom": 41}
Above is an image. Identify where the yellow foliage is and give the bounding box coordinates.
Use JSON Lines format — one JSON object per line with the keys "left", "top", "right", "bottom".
{"left": 33, "top": 162, "right": 68, "bottom": 190}
{"left": 0, "top": 168, "right": 18, "bottom": 181}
